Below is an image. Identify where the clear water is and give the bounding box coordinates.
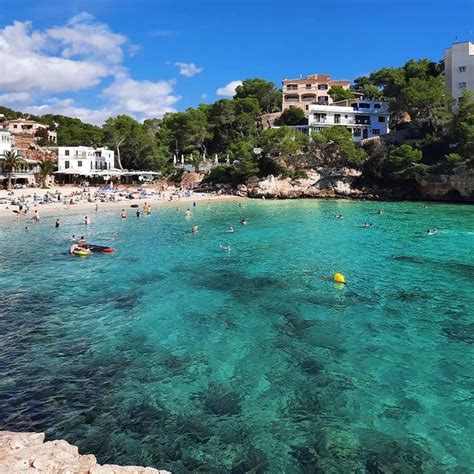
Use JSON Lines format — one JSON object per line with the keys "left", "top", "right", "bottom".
{"left": 0, "top": 200, "right": 473, "bottom": 472}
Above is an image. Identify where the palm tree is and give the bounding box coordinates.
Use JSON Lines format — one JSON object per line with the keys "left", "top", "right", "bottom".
{"left": 0, "top": 150, "right": 25, "bottom": 190}
{"left": 38, "top": 159, "right": 55, "bottom": 188}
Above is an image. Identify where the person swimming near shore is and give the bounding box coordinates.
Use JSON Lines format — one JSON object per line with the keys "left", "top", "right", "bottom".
{"left": 228, "top": 226, "right": 235, "bottom": 233}
{"left": 376, "top": 209, "right": 383, "bottom": 215}
{"left": 427, "top": 228, "right": 437, "bottom": 235}
{"left": 120, "top": 209, "right": 127, "bottom": 219}
{"left": 192, "top": 225, "right": 199, "bottom": 233}
{"left": 238, "top": 202, "right": 243, "bottom": 208}
{"left": 185, "top": 209, "right": 192, "bottom": 217}
{"left": 363, "top": 222, "right": 373, "bottom": 228}
{"left": 55, "top": 218, "right": 60, "bottom": 228}
{"left": 240, "top": 218, "right": 247, "bottom": 225}
{"left": 136, "top": 210, "right": 141, "bottom": 217}
{"left": 334, "top": 214, "right": 343, "bottom": 219}
{"left": 84, "top": 216, "right": 90, "bottom": 225}
{"left": 220, "top": 244, "right": 231, "bottom": 251}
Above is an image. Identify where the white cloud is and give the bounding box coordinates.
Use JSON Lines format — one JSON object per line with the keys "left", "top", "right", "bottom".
{"left": 0, "top": 19, "right": 110, "bottom": 94}
{"left": 0, "top": 14, "right": 182, "bottom": 123}
{"left": 46, "top": 13, "right": 127, "bottom": 64}
{"left": 103, "top": 76, "right": 180, "bottom": 120}
{"left": 216, "top": 80, "right": 242, "bottom": 97}
{"left": 0, "top": 92, "right": 30, "bottom": 104}
{"left": 174, "top": 62, "right": 203, "bottom": 77}
{"left": 23, "top": 98, "right": 113, "bottom": 125}
{"left": 200, "top": 93, "right": 208, "bottom": 100}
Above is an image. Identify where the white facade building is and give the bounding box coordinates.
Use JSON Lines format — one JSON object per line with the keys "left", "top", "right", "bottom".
{"left": 444, "top": 41, "right": 474, "bottom": 108}
{"left": 57, "top": 146, "right": 115, "bottom": 173}
{"left": 5, "top": 118, "right": 57, "bottom": 143}
{"left": 308, "top": 99, "right": 389, "bottom": 142}
{"left": 0, "top": 131, "right": 12, "bottom": 156}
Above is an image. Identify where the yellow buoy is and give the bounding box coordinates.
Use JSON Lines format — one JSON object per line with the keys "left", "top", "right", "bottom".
{"left": 333, "top": 272, "right": 346, "bottom": 284}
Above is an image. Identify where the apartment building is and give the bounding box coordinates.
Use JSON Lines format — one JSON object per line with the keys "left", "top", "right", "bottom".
{"left": 308, "top": 99, "right": 389, "bottom": 142}
{"left": 0, "top": 130, "right": 12, "bottom": 156}
{"left": 57, "top": 146, "right": 115, "bottom": 173}
{"left": 282, "top": 73, "right": 351, "bottom": 114}
{"left": 444, "top": 41, "right": 474, "bottom": 108}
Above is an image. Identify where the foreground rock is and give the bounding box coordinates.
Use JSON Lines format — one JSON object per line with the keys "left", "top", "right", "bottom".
{"left": 244, "top": 168, "right": 368, "bottom": 199}
{"left": 0, "top": 431, "right": 170, "bottom": 473}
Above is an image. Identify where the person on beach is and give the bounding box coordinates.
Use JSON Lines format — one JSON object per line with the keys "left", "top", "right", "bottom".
{"left": 33, "top": 210, "right": 40, "bottom": 223}
{"left": 55, "top": 218, "right": 60, "bottom": 228}
{"left": 192, "top": 225, "right": 199, "bottom": 233}
{"left": 121, "top": 209, "right": 127, "bottom": 219}
{"left": 95, "top": 203, "right": 99, "bottom": 212}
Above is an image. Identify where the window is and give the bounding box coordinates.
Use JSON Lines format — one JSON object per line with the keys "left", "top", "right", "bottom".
{"left": 305, "top": 105, "right": 309, "bottom": 110}
{"left": 378, "top": 116, "right": 386, "bottom": 123}
{"left": 78, "top": 161, "right": 82, "bottom": 167}
{"left": 65, "top": 150, "right": 70, "bottom": 156}
{"left": 313, "top": 113, "right": 326, "bottom": 122}
{"left": 334, "top": 114, "right": 341, "bottom": 124}
{"left": 344, "top": 115, "right": 348, "bottom": 119}
{"left": 374, "top": 103, "right": 381, "bottom": 109}
{"left": 305, "top": 84, "right": 311, "bottom": 89}
{"left": 318, "top": 84, "right": 328, "bottom": 90}
{"left": 372, "top": 129, "right": 380, "bottom": 135}
{"left": 13, "top": 124, "right": 18, "bottom": 128}
{"left": 358, "top": 103, "right": 370, "bottom": 108}
{"left": 458, "top": 66, "right": 466, "bottom": 72}
{"left": 353, "top": 128, "right": 361, "bottom": 137}
{"left": 286, "top": 84, "right": 298, "bottom": 90}
{"left": 65, "top": 160, "right": 70, "bottom": 169}
{"left": 458, "top": 82, "right": 467, "bottom": 89}
{"left": 318, "top": 96, "right": 328, "bottom": 104}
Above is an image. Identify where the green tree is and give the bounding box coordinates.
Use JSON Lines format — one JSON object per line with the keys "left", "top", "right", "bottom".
{"left": 310, "top": 126, "right": 367, "bottom": 167}
{"left": 37, "top": 159, "right": 55, "bottom": 188}
{"left": 0, "top": 150, "right": 24, "bottom": 190}
{"left": 234, "top": 78, "right": 281, "bottom": 113}
{"left": 450, "top": 89, "right": 474, "bottom": 161}
{"left": 277, "top": 106, "right": 305, "bottom": 126}
{"left": 328, "top": 86, "right": 354, "bottom": 102}
{"left": 259, "top": 126, "right": 307, "bottom": 157}
{"left": 387, "top": 144, "right": 426, "bottom": 177}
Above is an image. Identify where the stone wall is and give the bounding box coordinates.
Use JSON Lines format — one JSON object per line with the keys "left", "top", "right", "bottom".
{"left": 0, "top": 431, "right": 170, "bottom": 473}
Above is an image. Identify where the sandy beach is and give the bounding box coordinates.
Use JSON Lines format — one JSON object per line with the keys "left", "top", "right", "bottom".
{"left": 0, "top": 185, "right": 240, "bottom": 224}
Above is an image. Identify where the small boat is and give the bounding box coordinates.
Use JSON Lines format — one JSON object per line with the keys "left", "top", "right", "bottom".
{"left": 88, "top": 244, "right": 116, "bottom": 254}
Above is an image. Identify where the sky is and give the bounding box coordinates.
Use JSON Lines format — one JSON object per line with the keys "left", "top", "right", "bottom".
{"left": 0, "top": 0, "right": 472, "bottom": 125}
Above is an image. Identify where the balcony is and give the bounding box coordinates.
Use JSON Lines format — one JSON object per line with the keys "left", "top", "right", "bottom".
{"left": 284, "top": 95, "right": 299, "bottom": 103}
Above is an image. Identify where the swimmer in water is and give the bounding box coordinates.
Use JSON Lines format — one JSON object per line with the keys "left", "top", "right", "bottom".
{"left": 363, "top": 222, "right": 373, "bottom": 228}
{"left": 427, "top": 228, "right": 437, "bottom": 235}
{"left": 192, "top": 225, "right": 199, "bottom": 233}
{"left": 136, "top": 210, "right": 141, "bottom": 217}
{"left": 84, "top": 216, "right": 90, "bottom": 225}
{"left": 228, "top": 226, "right": 235, "bottom": 233}
{"left": 120, "top": 209, "right": 127, "bottom": 219}
{"left": 185, "top": 209, "right": 192, "bottom": 217}
{"left": 240, "top": 218, "right": 247, "bottom": 225}
{"left": 220, "top": 244, "right": 231, "bottom": 251}
{"left": 376, "top": 209, "right": 383, "bottom": 215}
{"left": 55, "top": 218, "right": 60, "bottom": 228}
{"left": 238, "top": 202, "right": 243, "bottom": 208}
{"left": 335, "top": 214, "right": 343, "bottom": 219}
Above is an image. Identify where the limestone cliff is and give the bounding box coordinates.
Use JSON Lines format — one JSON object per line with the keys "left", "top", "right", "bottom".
{"left": 0, "top": 431, "right": 170, "bottom": 473}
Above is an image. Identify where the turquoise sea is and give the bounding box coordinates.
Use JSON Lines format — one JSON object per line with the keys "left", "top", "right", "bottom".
{"left": 0, "top": 199, "right": 473, "bottom": 472}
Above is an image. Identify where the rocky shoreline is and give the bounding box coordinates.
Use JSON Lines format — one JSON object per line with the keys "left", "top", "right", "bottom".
{"left": 0, "top": 431, "right": 170, "bottom": 473}
{"left": 198, "top": 166, "right": 474, "bottom": 203}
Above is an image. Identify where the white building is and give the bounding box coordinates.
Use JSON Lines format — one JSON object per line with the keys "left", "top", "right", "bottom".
{"left": 5, "top": 118, "right": 57, "bottom": 143}
{"left": 444, "top": 41, "right": 474, "bottom": 108}
{"left": 308, "top": 99, "right": 389, "bottom": 142}
{"left": 57, "top": 146, "right": 115, "bottom": 173}
{"left": 0, "top": 130, "right": 12, "bottom": 156}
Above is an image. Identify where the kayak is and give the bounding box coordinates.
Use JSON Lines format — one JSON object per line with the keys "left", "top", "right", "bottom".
{"left": 88, "top": 244, "right": 116, "bottom": 254}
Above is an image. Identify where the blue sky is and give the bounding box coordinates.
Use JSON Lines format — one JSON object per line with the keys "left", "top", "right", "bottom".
{"left": 0, "top": 0, "right": 472, "bottom": 124}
